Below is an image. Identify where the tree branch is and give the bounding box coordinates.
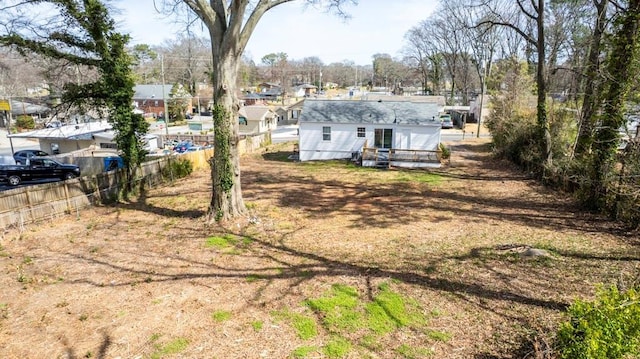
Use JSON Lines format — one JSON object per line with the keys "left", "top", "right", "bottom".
{"left": 476, "top": 19, "right": 537, "bottom": 47}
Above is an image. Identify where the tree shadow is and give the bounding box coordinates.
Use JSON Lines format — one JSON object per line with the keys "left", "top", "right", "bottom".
{"left": 62, "top": 332, "right": 111, "bottom": 359}
{"left": 262, "top": 151, "right": 297, "bottom": 162}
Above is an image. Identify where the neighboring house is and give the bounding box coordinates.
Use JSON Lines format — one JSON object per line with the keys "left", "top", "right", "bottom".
{"left": 7, "top": 121, "right": 112, "bottom": 155}
{"left": 292, "top": 84, "right": 317, "bottom": 98}
{"left": 274, "top": 100, "right": 304, "bottom": 124}
{"left": 93, "top": 131, "right": 159, "bottom": 153}
{"left": 242, "top": 93, "right": 268, "bottom": 106}
{"left": 298, "top": 100, "right": 442, "bottom": 168}
{"left": 238, "top": 105, "right": 277, "bottom": 134}
{"left": 257, "top": 82, "right": 283, "bottom": 99}
{"left": 133, "top": 84, "right": 170, "bottom": 116}
{"left": 133, "top": 84, "right": 194, "bottom": 117}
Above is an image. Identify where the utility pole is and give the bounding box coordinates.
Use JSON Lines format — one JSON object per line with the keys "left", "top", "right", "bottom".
{"left": 476, "top": 61, "right": 486, "bottom": 138}
{"left": 161, "top": 54, "right": 169, "bottom": 136}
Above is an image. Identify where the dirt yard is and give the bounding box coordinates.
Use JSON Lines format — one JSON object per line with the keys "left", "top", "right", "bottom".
{"left": 0, "top": 139, "right": 638, "bottom": 359}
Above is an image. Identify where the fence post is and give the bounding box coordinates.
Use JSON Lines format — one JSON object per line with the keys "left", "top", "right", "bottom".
{"left": 63, "top": 182, "right": 72, "bottom": 214}
{"left": 24, "top": 187, "right": 34, "bottom": 223}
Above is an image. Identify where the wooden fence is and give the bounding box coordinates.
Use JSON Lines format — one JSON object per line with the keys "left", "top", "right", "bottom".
{"left": 0, "top": 149, "right": 215, "bottom": 230}
{"left": 0, "top": 130, "right": 269, "bottom": 230}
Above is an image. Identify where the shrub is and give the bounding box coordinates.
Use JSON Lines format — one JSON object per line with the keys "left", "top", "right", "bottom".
{"left": 439, "top": 143, "right": 450, "bottom": 160}
{"left": 15, "top": 115, "right": 35, "bottom": 130}
{"left": 556, "top": 286, "right": 640, "bottom": 359}
{"left": 162, "top": 158, "right": 193, "bottom": 180}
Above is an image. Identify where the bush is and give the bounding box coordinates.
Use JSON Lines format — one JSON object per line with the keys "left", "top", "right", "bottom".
{"left": 439, "top": 143, "right": 450, "bottom": 160}
{"left": 162, "top": 158, "right": 193, "bottom": 180}
{"left": 556, "top": 286, "right": 640, "bottom": 359}
{"left": 15, "top": 115, "right": 35, "bottom": 130}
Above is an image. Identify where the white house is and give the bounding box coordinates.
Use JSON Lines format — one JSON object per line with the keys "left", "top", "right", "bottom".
{"left": 299, "top": 100, "right": 442, "bottom": 168}
{"left": 292, "top": 84, "right": 318, "bottom": 98}
{"left": 238, "top": 105, "right": 277, "bottom": 134}
{"left": 7, "top": 121, "right": 112, "bottom": 155}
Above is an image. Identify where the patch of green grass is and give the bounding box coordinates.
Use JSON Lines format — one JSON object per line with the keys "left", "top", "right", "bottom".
{"left": 292, "top": 345, "right": 318, "bottom": 358}
{"left": 427, "top": 330, "right": 451, "bottom": 342}
{"left": 22, "top": 256, "right": 33, "bottom": 264}
{"left": 396, "top": 343, "right": 434, "bottom": 358}
{"left": 301, "top": 160, "right": 352, "bottom": 172}
{"left": 211, "top": 310, "right": 231, "bottom": 322}
{"left": 205, "top": 234, "right": 251, "bottom": 254}
{"left": 251, "top": 320, "right": 263, "bottom": 332}
{"left": 305, "top": 284, "right": 363, "bottom": 332}
{"left": 150, "top": 337, "right": 189, "bottom": 359}
{"left": 150, "top": 333, "right": 161, "bottom": 342}
{"left": 323, "top": 336, "right": 351, "bottom": 358}
{"left": 79, "top": 314, "right": 88, "bottom": 321}
{"left": 396, "top": 172, "right": 443, "bottom": 184}
{"left": 272, "top": 310, "right": 318, "bottom": 340}
{"left": 246, "top": 274, "right": 262, "bottom": 282}
{"left": 205, "top": 234, "right": 237, "bottom": 249}
{"left": 366, "top": 283, "right": 424, "bottom": 334}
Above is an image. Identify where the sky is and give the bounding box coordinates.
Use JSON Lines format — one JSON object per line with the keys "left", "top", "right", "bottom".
{"left": 113, "top": 0, "right": 439, "bottom": 66}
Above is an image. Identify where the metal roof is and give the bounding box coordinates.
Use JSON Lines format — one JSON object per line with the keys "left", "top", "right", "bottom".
{"left": 300, "top": 100, "right": 441, "bottom": 126}
{"left": 7, "top": 121, "right": 112, "bottom": 140}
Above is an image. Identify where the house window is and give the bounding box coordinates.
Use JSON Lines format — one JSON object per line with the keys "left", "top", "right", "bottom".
{"left": 322, "top": 126, "right": 331, "bottom": 141}
{"left": 100, "top": 143, "right": 118, "bottom": 149}
{"left": 374, "top": 128, "right": 393, "bottom": 149}
{"left": 239, "top": 116, "right": 247, "bottom": 126}
{"left": 357, "top": 127, "right": 365, "bottom": 138}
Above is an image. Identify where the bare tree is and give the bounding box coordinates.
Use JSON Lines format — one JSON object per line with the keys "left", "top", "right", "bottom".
{"left": 156, "top": 0, "right": 355, "bottom": 221}
{"left": 476, "top": 0, "right": 553, "bottom": 168}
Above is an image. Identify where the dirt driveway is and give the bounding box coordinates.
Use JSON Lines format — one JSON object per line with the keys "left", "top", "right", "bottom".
{"left": 0, "top": 139, "right": 638, "bottom": 358}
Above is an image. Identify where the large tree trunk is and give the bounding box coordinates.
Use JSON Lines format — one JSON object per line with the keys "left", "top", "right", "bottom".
{"left": 536, "top": 0, "right": 552, "bottom": 169}
{"left": 589, "top": 0, "right": 640, "bottom": 209}
{"left": 574, "top": 0, "right": 608, "bottom": 158}
{"left": 208, "top": 46, "right": 246, "bottom": 221}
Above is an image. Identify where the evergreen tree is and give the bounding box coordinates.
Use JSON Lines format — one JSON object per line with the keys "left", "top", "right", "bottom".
{"left": 0, "top": 0, "right": 148, "bottom": 189}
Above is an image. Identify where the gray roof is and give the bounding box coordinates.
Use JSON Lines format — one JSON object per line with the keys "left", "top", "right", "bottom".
{"left": 133, "top": 84, "right": 172, "bottom": 100}
{"left": 300, "top": 100, "right": 440, "bottom": 125}
{"left": 9, "top": 100, "right": 50, "bottom": 115}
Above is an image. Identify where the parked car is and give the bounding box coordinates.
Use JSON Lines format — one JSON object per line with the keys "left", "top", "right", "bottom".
{"left": 173, "top": 140, "right": 194, "bottom": 153}
{"left": 0, "top": 158, "right": 80, "bottom": 186}
{"left": 440, "top": 115, "right": 454, "bottom": 129}
{"left": 13, "top": 149, "right": 50, "bottom": 165}
{"left": 186, "top": 145, "right": 204, "bottom": 152}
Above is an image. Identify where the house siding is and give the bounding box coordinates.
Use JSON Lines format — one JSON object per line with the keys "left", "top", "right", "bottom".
{"left": 299, "top": 122, "right": 440, "bottom": 162}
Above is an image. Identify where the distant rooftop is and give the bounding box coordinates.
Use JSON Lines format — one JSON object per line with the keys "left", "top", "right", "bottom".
{"left": 7, "top": 121, "right": 112, "bottom": 140}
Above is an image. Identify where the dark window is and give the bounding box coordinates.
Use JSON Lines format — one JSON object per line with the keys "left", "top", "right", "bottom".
{"left": 357, "top": 127, "right": 365, "bottom": 138}
{"left": 374, "top": 128, "right": 393, "bottom": 149}
{"left": 100, "top": 143, "right": 118, "bottom": 149}
{"left": 322, "top": 126, "right": 331, "bottom": 141}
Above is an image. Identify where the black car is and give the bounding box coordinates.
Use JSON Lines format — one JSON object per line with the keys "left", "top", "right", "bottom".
{"left": 0, "top": 158, "right": 81, "bottom": 186}
{"left": 13, "top": 149, "right": 50, "bottom": 165}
